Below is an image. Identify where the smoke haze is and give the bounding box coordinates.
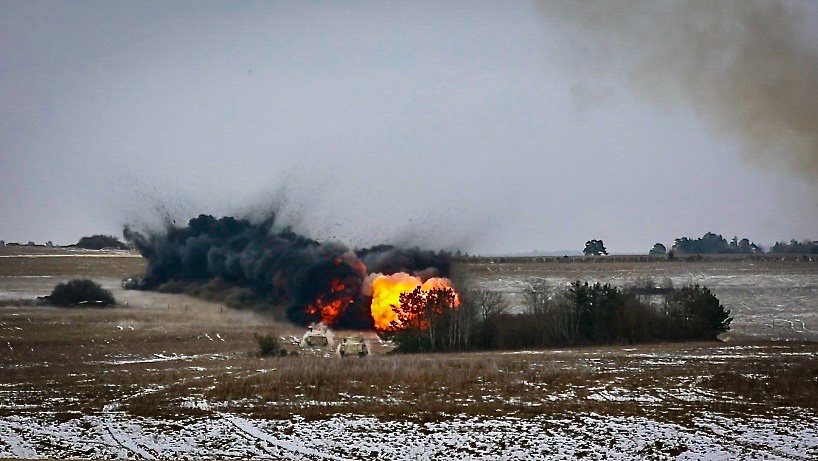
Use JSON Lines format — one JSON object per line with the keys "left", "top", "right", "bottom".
{"left": 543, "top": 0, "right": 818, "bottom": 180}
{"left": 1, "top": 1, "right": 817, "bottom": 254}
{"left": 124, "top": 214, "right": 452, "bottom": 328}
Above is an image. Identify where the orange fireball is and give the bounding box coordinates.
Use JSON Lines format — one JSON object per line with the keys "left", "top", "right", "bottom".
{"left": 364, "top": 272, "right": 459, "bottom": 331}
{"left": 306, "top": 279, "right": 353, "bottom": 325}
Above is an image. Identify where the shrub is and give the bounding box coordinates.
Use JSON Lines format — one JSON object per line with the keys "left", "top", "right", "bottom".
{"left": 255, "top": 333, "right": 286, "bottom": 357}
{"left": 45, "top": 279, "right": 116, "bottom": 307}
{"left": 663, "top": 284, "right": 732, "bottom": 340}
{"left": 73, "top": 235, "right": 129, "bottom": 250}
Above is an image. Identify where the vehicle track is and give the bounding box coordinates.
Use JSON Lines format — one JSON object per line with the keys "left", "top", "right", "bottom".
{"left": 96, "top": 417, "right": 158, "bottom": 460}
{"left": 223, "top": 414, "right": 350, "bottom": 461}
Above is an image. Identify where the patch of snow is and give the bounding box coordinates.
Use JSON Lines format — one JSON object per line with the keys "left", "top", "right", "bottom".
{"left": 0, "top": 411, "right": 815, "bottom": 460}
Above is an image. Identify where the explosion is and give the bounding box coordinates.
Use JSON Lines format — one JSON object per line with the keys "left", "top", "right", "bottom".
{"left": 305, "top": 278, "right": 354, "bottom": 325}
{"left": 305, "top": 270, "right": 460, "bottom": 332}
{"left": 363, "top": 273, "right": 460, "bottom": 331}
{"left": 124, "top": 214, "right": 458, "bottom": 332}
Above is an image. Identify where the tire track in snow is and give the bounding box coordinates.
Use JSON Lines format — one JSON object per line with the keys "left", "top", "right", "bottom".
{"left": 96, "top": 418, "right": 158, "bottom": 460}
{"left": 0, "top": 418, "right": 38, "bottom": 458}
{"left": 224, "top": 414, "right": 350, "bottom": 461}
{"left": 691, "top": 417, "right": 814, "bottom": 460}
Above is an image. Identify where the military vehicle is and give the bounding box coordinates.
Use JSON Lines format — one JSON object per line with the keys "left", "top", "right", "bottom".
{"left": 302, "top": 325, "right": 330, "bottom": 347}
{"left": 338, "top": 336, "right": 368, "bottom": 357}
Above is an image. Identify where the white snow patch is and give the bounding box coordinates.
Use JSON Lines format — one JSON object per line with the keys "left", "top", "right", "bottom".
{"left": 0, "top": 411, "right": 815, "bottom": 460}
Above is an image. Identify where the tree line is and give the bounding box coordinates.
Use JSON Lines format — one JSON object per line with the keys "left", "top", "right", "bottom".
{"left": 769, "top": 240, "right": 818, "bottom": 254}
{"left": 385, "top": 281, "right": 732, "bottom": 353}
{"left": 649, "top": 233, "right": 817, "bottom": 256}
{"left": 581, "top": 233, "right": 817, "bottom": 257}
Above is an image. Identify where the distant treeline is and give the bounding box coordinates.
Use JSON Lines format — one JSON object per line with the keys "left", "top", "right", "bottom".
{"left": 385, "top": 280, "right": 732, "bottom": 353}
{"left": 647, "top": 232, "right": 817, "bottom": 255}
{"left": 0, "top": 240, "right": 54, "bottom": 247}
{"left": 672, "top": 232, "right": 763, "bottom": 254}
{"left": 0, "top": 235, "right": 129, "bottom": 250}
{"left": 71, "top": 235, "right": 129, "bottom": 250}
{"left": 768, "top": 240, "right": 818, "bottom": 254}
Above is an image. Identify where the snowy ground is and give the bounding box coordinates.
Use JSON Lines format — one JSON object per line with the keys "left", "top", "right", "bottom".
{"left": 2, "top": 340, "right": 816, "bottom": 460}
{"left": 1, "top": 410, "right": 816, "bottom": 460}
{"left": 2, "top": 251, "right": 817, "bottom": 460}
{"left": 463, "top": 257, "right": 818, "bottom": 342}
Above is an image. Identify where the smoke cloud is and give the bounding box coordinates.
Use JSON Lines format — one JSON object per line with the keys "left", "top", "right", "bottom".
{"left": 543, "top": 0, "right": 818, "bottom": 181}
{"left": 124, "top": 214, "right": 452, "bottom": 329}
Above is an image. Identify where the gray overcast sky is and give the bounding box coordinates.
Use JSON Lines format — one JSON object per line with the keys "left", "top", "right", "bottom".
{"left": 1, "top": 1, "right": 817, "bottom": 254}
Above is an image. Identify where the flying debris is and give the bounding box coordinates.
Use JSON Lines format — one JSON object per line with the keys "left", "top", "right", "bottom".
{"left": 124, "top": 214, "right": 459, "bottom": 330}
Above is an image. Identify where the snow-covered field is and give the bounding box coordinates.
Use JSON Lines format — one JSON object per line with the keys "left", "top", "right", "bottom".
{"left": 2, "top": 251, "right": 817, "bottom": 460}
{"left": 2, "top": 339, "right": 815, "bottom": 460}
{"left": 1, "top": 411, "right": 816, "bottom": 460}
{"left": 464, "top": 257, "right": 818, "bottom": 341}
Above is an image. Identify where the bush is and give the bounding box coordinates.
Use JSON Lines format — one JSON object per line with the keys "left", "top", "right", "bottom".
{"left": 255, "top": 333, "right": 286, "bottom": 357}
{"left": 45, "top": 279, "right": 117, "bottom": 307}
{"left": 73, "top": 235, "right": 129, "bottom": 250}
{"left": 663, "top": 284, "right": 731, "bottom": 340}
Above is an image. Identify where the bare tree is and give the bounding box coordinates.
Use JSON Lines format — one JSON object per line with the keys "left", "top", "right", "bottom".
{"left": 544, "top": 290, "right": 579, "bottom": 344}
{"left": 448, "top": 295, "right": 477, "bottom": 349}
{"left": 461, "top": 288, "right": 508, "bottom": 349}
{"left": 468, "top": 289, "right": 508, "bottom": 322}
{"left": 523, "top": 282, "right": 578, "bottom": 345}
{"left": 522, "top": 283, "right": 549, "bottom": 316}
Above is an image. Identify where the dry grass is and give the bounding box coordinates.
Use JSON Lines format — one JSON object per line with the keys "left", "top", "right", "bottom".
{"left": 453, "top": 254, "right": 817, "bottom": 281}
{"left": 5, "top": 301, "right": 815, "bottom": 424}
{"left": 0, "top": 246, "right": 145, "bottom": 277}
{"left": 2, "top": 248, "right": 817, "bottom": 425}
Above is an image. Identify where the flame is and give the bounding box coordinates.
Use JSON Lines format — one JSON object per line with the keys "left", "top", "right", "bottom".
{"left": 306, "top": 278, "right": 353, "bottom": 325}
{"left": 366, "top": 272, "right": 459, "bottom": 331}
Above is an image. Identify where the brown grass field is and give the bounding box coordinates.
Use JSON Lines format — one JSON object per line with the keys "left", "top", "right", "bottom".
{"left": 1, "top": 246, "right": 816, "bottom": 421}
{"left": 1, "top": 246, "right": 817, "bottom": 459}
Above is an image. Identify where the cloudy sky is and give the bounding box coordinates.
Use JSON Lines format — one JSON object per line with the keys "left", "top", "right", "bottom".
{"left": 1, "top": 1, "right": 817, "bottom": 254}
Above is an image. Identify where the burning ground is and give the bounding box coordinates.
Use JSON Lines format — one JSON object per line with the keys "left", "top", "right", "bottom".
{"left": 124, "top": 214, "right": 459, "bottom": 332}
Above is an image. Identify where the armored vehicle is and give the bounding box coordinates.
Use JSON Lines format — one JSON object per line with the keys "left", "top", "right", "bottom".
{"left": 338, "top": 336, "right": 368, "bottom": 357}
{"left": 302, "top": 325, "right": 330, "bottom": 347}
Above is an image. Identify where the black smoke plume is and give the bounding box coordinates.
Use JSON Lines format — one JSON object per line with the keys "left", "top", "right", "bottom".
{"left": 123, "top": 214, "right": 451, "bottom": 329}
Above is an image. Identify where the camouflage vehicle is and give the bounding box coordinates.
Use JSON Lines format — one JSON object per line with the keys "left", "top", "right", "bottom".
{"left": 338, "top": 336, "right": 368, "bottom": 357}
{"left": 302, "top": 325, "right": 330, "bottom": 347}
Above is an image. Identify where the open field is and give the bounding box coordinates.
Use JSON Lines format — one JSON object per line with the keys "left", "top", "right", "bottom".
{"left": 1, "top": 247, "right": 817, "bottom": 459}
{"left": 456, "top": 254, "right": 818, "bottom": 342}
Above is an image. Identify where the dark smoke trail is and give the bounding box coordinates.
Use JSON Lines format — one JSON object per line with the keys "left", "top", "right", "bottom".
{"left": 123, "top": 214, "right": 451, "bottom": 329}
{"left": 543, "top": 0, "right": 818, "bottom": 181}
